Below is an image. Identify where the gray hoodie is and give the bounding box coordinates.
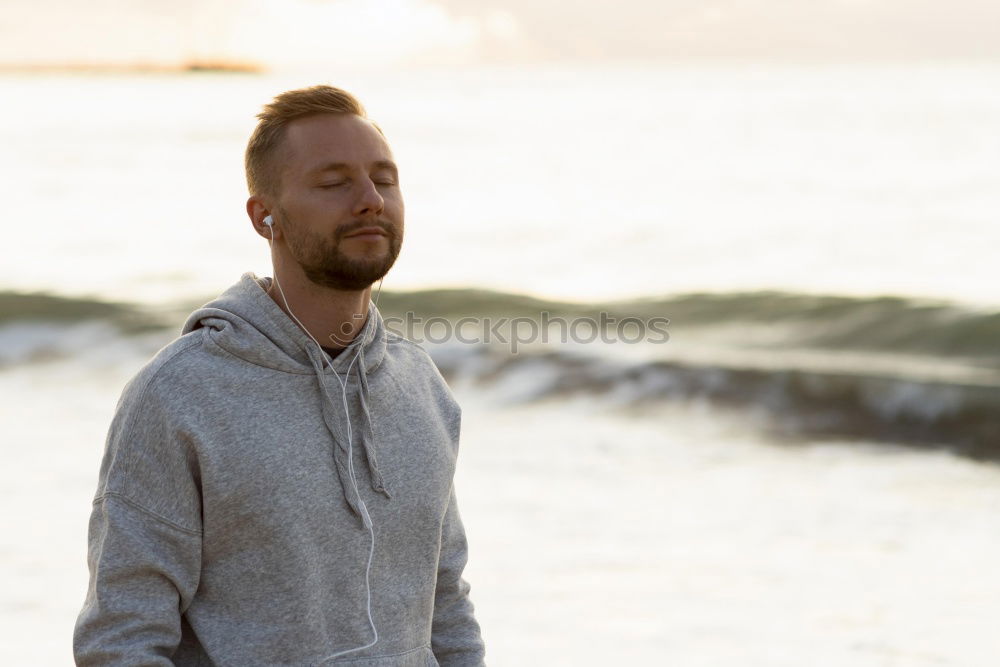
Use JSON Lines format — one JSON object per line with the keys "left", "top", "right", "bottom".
{"left": 73, "top": 272, "right": 486, "bottom": 666}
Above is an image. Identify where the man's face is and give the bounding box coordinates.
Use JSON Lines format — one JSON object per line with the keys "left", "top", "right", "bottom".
{"left": 273, "top": 113, "right": 404, "bottom": 291}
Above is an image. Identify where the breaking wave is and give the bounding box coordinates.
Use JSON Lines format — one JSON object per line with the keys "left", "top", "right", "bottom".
{"left": 3, "top": 286, "right": 997, "bottom": 458}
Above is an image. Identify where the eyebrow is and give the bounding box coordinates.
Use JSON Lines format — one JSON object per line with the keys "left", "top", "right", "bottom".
{"left": 309, "top": 160, "right": 398, "bottom": 176}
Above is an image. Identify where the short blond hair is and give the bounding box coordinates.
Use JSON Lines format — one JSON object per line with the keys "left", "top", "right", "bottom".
{"left": 244, "top": 85, "right": 372, "bottom": 198}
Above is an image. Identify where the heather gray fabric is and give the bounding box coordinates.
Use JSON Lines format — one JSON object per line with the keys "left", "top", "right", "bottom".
{"left": 74, "top": 272, "right": 486, "bottom": 666}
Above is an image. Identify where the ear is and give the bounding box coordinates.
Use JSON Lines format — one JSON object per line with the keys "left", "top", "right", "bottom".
{"left": 247, "top": 196, "right": 277, "bottom": 240}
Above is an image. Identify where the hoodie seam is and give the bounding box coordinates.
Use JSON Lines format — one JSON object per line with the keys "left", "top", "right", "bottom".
{"left": 317, "top": 642, "right": 432, "bottom": 665}
{"left": 94, "top": 492, "right": 203, "bottom": 536}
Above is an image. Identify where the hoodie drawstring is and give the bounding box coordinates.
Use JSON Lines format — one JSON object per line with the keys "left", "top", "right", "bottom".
{"left": 307, "top": 337, "right": 391, "bottom": 528}
{"left": 356, "top": 345, "right": 391, "bottom": 496}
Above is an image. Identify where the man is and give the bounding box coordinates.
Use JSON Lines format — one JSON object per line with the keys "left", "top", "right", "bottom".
{"left": 74, "top": 85, "right": 486, "bottom": 666}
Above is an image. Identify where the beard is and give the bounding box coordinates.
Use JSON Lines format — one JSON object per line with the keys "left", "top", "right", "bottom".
{"left": 277, "top": 205, "right": 403, "bottom": 291}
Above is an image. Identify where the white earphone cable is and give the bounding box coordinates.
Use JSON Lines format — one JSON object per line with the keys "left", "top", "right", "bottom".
{"left": 264, "top": 218, "right": 380, "bottom": 660}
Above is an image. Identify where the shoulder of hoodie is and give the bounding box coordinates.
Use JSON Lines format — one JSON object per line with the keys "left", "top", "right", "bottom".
{"left": 112, "top": 329, "right": 211, "bottom": 415}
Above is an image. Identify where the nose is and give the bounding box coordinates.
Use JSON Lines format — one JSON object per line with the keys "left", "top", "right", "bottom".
{"left": 353, "top": 177, "right": 384, "bottom": 218}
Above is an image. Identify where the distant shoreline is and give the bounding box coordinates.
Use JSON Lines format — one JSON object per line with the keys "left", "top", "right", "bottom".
{"left": 0, "top": 60, "right": 265, "bottom": 74}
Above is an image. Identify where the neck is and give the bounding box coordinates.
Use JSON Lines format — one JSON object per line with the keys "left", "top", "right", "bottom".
{"left": 265, "top": 265, "right": 376, "bottom": 351}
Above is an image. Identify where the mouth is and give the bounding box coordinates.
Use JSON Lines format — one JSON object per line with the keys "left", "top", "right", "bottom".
{"left": 344, "top": 226, "right": 388, "bottom": 240}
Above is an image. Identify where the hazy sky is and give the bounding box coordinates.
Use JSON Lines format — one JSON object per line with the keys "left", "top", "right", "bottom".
{"left": 2, "top": 0, "right": 999, "bottom": 68}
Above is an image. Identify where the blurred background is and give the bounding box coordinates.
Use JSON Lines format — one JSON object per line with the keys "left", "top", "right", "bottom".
{"left": 2, "top": 1, "right": 999, "bottom": 664}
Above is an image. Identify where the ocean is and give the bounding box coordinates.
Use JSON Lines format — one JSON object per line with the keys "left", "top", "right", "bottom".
{"left": 2, "top": 62, "right": 999, "bottom": 665}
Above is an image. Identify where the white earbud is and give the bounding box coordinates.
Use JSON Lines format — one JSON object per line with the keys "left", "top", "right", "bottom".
{"left": 263, "top": 215, "right": 273, "bottom": 227}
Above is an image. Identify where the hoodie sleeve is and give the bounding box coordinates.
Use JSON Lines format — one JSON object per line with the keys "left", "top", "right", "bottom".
{"left": 431, "top": 484, "right": 486, "bottom": 666}
{"left": 73, "top": 369, "right": 203, "bottom": 666}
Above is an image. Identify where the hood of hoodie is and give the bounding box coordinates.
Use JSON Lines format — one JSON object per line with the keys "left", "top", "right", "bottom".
{"left": 181, "top": 271, "right": 387, "bottom": 376}
{"left": 180, "top": 271, "right": 391, "bottom": 525}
